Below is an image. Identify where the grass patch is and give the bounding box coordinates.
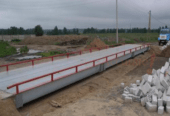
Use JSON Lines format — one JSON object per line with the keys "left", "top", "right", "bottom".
{"left": 38, "top": 50, "right": 66, "bottom": 57}
{"left": 0, "top": 41, "right": 17, "bottom": 57}
{"left": 20, "top": 46, "right": 29, "bottom": 54}
{"left": 125, "top": 40, "right": 135, "bottom": 44}
{"left": 103, "top": 40, "right": 116, "bottom": 45}
{"left": 55, "top": 42, "right": 61, "bottom": 45}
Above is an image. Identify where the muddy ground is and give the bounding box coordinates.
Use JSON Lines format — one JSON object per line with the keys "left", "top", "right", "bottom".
{"left": 0, "top": 45, "right": 170, "bottom": 116}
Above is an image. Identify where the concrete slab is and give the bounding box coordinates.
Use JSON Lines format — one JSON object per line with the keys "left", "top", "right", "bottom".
{"left": 158, "top": 91, "right": 163, "bottom": 98}
{"left": 152, "top": 69, "right": 157, "bottom": 75}
{"left": 167, "top": 87, "right": 170, "bottom": 96}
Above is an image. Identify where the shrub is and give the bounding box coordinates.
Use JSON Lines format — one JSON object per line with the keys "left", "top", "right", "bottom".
{"left": 11, "top": 38, "right": 21, "bottom": 42}
{"left": 20, "top": 46, "right": 29, "bottom": 54}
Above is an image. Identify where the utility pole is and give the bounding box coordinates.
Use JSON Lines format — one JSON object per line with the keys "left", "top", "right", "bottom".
{"left": 148, "top": 10, "right": 151, "bottom": 32}
{"left": 116, "top": 0, "right": 118, "bottom": 43}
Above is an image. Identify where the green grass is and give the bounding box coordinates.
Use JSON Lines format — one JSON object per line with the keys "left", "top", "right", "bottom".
{"left": 20, "top": 46, "right": 29, "bottom": 54}
{"left": 83, "top": 33, "right": 159, "bottom": 43}
{"left": 0, "top": 41, "right": 17, "bottom": 57}
{"left": 38, "top": 51, "right": 66, "bottom": 57}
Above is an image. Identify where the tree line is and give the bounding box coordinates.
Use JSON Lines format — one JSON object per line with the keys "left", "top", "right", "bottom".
{"left": 0, "top": 25, "right": 166, "bottom": 36}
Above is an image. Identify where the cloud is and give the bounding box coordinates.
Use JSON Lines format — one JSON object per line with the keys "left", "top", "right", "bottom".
{"left": 0, "top": 0, "right": 169, "bottom": 29}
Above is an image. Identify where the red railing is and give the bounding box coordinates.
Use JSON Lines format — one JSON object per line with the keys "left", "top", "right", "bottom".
{"left": 0, "top": 44, "right": 122, "bottom": 72}
{"left": 7, "top": 44, "right": 150, "bottom": 94}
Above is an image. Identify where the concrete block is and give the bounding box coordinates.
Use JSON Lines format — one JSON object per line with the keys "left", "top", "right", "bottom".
{"left": 158, "top": 99, "right": 163, "bottom": 107}
{"left": 158, "top": 91, "right": 163, "bottom": 98}
{"left": 130, "top": 88, "right": 135, "bottom": 94}
{"left": 132, "top": 88, "right": 138, "bottom": 95}
{"left": 165, "top": 75, "right": 170, "bottom": 82}
{"left": 140, "top": 79, "right": 146, "bottom": 87}
{"left": 157, "top": 69, "right": 161, "bottom": 77}
{"left": 121, "top": 83, "right": 124, "bottom": 88}
{"left": 146, "top": 102, "right": 157, "bottom": 112}
{"left": 132, "top": 95, "right": 141, "bottom": 102}
{"left": 122, "top": 94, "right": 128, "bottom": 100}
{"left": 141, "top": 82, "right": 151, "bottom": 95}
{"left": 164, "top": 62, "right": 169, "bottom": 70}
{"left": 161, "top": 66, "right": 166, "bottom": 74}
{"left": 124, "top": 86, "right": 130, "bottom": 92}
{"left": 158, "top": 106, "right": 164, "bottom": 114}
{"left": 161, "top": 79, "right": 169, "bottom": 90}
{"left": 136, "top": 80, "right": 140, "bottom": 86}
{"left": 147, "top": 75, "right": 153, "bottom": 85}
{"left": 152, "top": 69, "right": 157, "bottom": 75}
{"left": 123, "top": 91, "right": 129, "bottom": 94}
{"left": 135, "top": 87, "right": 142, "bottom": 96}
{"left": 130, "top": 83, "right": 137, "bottom": 88}
{"left": 142, "top": 74, "right": 149, "bottom": 81}
{"left": 166, "top": 106, "right": 170, "bottom": 113}
{"left": 167, "top": 98, "right": 170, "bottom": 106}
{"left": 152, "top": 95, "right": 157, "bottom": 105}
{"left": 141, "top": 97, "right": 147, "bottom": 106}
{"left": 167, "top": 87, "right": 170, "bottom": 96}
{"left": 125, "top": 97, "right": 132, "bottom": 103}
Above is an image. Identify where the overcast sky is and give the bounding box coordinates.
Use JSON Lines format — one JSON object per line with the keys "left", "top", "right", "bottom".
{"left": 0, "top": 0, "right": 169, "bottom": 29}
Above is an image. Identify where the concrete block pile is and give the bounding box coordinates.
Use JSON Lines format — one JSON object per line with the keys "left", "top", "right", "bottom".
{"left": 160, "top": 41, "right": 170, "bottom": 51}
{"left": 122, "top": 60, "right": 170, "bottom": 114}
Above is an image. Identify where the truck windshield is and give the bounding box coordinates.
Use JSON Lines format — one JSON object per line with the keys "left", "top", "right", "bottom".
{"left": 161, "top": 29, "right": 170, "bottom": 34}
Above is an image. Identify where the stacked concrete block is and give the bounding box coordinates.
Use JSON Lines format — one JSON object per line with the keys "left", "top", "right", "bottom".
{"left": 121, "top": 58, "right": 170, "bottom": 114}
{"left": 158, "top": 106, "right": 164, "bottom": 114}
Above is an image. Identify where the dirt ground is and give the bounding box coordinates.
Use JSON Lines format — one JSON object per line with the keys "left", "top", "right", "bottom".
{"left": 0, "top": 45, "right": 169, "bottom": 116}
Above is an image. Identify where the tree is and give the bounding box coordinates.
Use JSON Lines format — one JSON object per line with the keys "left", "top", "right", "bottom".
{"left": 34, "top": 25, "right": 43, "bottom": 36}
{"left": 52, "top": 26, "right": 59, "bottom": 35}
{"left": 165, "top": 25, "right": 168, "bottom": 29}
{"left": 63, "top": 27, "right": 67, "bottom": 34}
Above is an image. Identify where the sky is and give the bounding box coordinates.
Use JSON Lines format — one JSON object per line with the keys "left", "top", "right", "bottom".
{"left": 0, "top": 0, "right": 169, "bottom": 29}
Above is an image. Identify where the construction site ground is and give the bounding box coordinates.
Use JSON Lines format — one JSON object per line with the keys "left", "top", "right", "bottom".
{"left": 1, "top": 44, "right": 170, "bottom": 116}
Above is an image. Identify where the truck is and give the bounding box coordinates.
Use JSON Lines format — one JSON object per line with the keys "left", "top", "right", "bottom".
{"left": 158, "top": 28, "right": 170, "bottom": 45}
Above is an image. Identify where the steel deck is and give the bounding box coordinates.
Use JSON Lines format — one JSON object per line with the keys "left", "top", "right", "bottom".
{"left": 0, "top": 44, "right": 149, "bottom": 108}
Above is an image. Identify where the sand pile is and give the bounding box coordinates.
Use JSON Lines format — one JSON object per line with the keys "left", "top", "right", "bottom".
{"left": 86, "top": 38, "right": 107, "bottom": 49}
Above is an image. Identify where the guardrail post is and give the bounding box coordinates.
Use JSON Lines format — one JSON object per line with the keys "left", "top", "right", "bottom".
{"left": 52, "top": 57, "right": 54, "bottom": 62}
{"left": 80, "top": 51, "right": 82, "bottom": 55}
{"left": 106, "top": 57, "right": 108, "bottom": 62}
{"left": 124, "top": 51, "right": 125, "bottom": 56}
{"left": 116, "top": 54, "right": 118, "bottom": 59}
{"left": 130, "top": 49, "right": 132, "bottom": 53}
{"left": 51, "top": 74, "right": 54, "bottom": 81}
{"left": 16, "top": 85, "right": 19, "bottom": 94}
{"left": 67, "top": 53, "right": 69, "bottom": 58}
{"left": 93, "top": 61, "right": 95, "bottom": 66}
{"left": 90, "top": 49, "right": 92, "bottom": 53}
{"left": 140, "top": 46, "right": 141, "bottom": 49}
{"left": 76, "top": 66, "right": 78, "bottom": 73}
{"left": 32, "top": 60, "right": 34, "bottom": 66}
{"left": 6, "top": 66, "right": 9, "bottom": 72}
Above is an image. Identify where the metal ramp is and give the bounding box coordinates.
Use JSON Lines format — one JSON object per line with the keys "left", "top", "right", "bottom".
{"left": 0, "top": 44, "right": 149, "bottom": 108}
